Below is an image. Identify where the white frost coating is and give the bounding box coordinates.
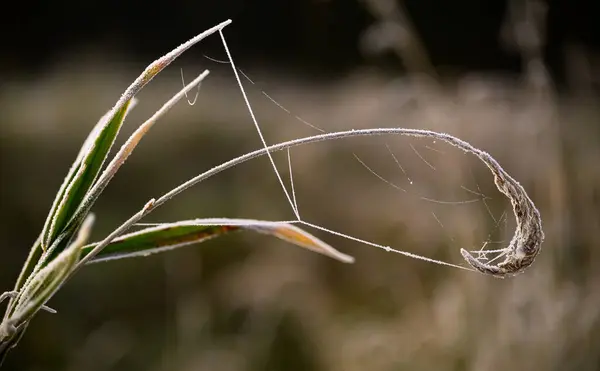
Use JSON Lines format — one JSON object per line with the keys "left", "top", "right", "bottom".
{"left": 86, "top": 218, "right": 354, "bottom": 264}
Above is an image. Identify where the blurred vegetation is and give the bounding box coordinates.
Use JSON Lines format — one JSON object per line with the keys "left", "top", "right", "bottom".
{"left": 2, "top": 1, "right": 600, "bottom": 370}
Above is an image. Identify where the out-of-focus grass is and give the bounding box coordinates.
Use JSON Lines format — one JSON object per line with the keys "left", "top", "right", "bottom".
{"left": 1, "top": 60, "right": 599, "bottom": 371}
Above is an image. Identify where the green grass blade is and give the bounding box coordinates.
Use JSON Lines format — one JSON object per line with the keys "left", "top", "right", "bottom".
{"left": 1, "top": 216, "right": 93, "bottom": 361}
{"left": 63, "top": 71, "right": 209, "bottom": 248}
{"left": 39, "top": 115, "right": 102, "bottom": 250}
{"left": 41, "top": 101, "right": 134, "bottom": 250}
{"left": 10, "top": 216, "right": 94, "bottom": 328}
{"left": 2, "top": 236, "right": 43, "bottom": 321}
{"left": 81, "top": 218, "right": 354, "bottom": 264}
{"left": 40, "top": 20, "right": 232, "bottom": 252}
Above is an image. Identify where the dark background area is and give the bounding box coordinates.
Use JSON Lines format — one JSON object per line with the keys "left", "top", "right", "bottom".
{"left": 2, "top": 1, "right": 600, "bottom": 371}
{"left": 2, "top": 0, "right": 599, "bottom": 84}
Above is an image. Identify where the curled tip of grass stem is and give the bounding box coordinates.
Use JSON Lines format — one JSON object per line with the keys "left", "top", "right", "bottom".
{"left": 149, "top": 128, "right": 543, "bottom": 277}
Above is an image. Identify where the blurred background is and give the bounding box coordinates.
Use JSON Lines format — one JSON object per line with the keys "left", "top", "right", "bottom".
{"left": 1, "top": 0, "right": 600, "bottom": 370}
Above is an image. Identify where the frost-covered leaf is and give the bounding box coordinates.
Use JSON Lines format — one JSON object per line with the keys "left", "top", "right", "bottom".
{"left": 40, "top": 19, "right": 232, "bottom": 252}
{"left": 10, "top": 215, "right": 94, "bottom": 329}
{"left": 41, "top": 101, "right": 134, "bottom": 250}
{"left": 81, "top": 218, "right": 354, "bottom": 264}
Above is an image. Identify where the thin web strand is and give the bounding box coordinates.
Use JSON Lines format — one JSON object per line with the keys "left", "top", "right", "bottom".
{"left": 470, "top": 210, "right": 508, "bottom": 262}
{"left": 419, "top": 196, "right": 481, "bottom": 205}
{"left": 353, "top": 153, "right": 407, "bottom": 192}
{"left": 294, "top": 115, "right": 326, "bottom": 133}
{"left": 203, "top": 54, "right": 326, "bottom": 133}
{"left": 203, "top": 55, "right": 256, "bottom": 84}
{"left": 460, "top": 185, "right": 492, "bottom": 199}
{"left": 425, "top": 145, "right": 445, "bottom": 154}
{"left": 263, "top": 91, "right": 291, "bottom": 113}
{"left": 299, "top": 221, "right": 475, "bottom": 272}
{"left": 481, "top": 194, "right": 496, "bottom": 223}
{"left": 410, "top": 143, "right": 436, "bottom": 170}
{"left": 386, "top": 143, "right": 413, "bottom": 184}
{"left": 218, "top": 30, "right": 299, "bottom": 220}
{"left": 468, "top": 168, "right": 497, "bottom": 223}
{"left": 477, "top": 210, "right": 508, "bottom": 253}
{"left": 237, "top": 69, "right": 255, "bottom": 85}
{"left": 349, "top": 155, "right": 483, "bottom": 205}
{"left": 485, "top": 250, "right": 509, "bottom": 265}
{"left": 355, "top": 149, "right": 481, "bottom": 205}
{"left": 262, "top": 92, "right": 326, "bottom": 132}
{"left": 180, "top": 68, "right": 201, "bottom": 105}
{"left": 357, "top": 148, "right": 483, "bottom": 204}
{"left": 432, "top": 211, "right": 455, "bottom": 242}
{"left": 203, "top": 54, "right": 230, "bottom": 64}
{"left": 287, "top": 148, "right": 300, "bottom": 218}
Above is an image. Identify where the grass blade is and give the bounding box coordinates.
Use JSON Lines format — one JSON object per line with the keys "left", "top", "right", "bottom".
{"left": 81, "top": 218, "right": 354, "bottom": 264}
{"left": 62, "top": 71, "right": 209, "bottom": 244}
{"left": 0, "top": 216, "right": 94, "bottom": 360}
{"left": 11, "top": 215, "right": 94, "bottom": 326}
{"left": 41, "top": 101, "right": 135, "bottom": 250}
{"left": 40, "top": 19, "right": 232, "bottom": 252}
{"left": 2, "top": 236, "right": 43, "bottom": 321}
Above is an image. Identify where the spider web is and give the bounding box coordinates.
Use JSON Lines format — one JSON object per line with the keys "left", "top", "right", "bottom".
{"left": 178, "top": 30, "right": 513, "bottom": 274}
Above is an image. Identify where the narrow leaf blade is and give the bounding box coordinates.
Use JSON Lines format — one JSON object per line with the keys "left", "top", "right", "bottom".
{"left": 42, "top": 100, "right": 134, "bottom": 249}
{"left": 40, "top": 20, "right": 232, "bottom": 251}
{"left": 3, "top": 236, "right": 43, "bottom": 321}
{"left": 81, "top": 218, "right": 354, "bottom": 264}
{"left": 10, "top": 215, "right": 94, "bottom": 329}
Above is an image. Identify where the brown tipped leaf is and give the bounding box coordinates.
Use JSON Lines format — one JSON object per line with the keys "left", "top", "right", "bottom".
{"left": 81, "top": 218, "right": 354, "bottom": 264}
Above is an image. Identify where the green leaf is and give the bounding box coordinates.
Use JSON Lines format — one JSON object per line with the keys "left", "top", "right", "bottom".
{"left": 81, "top": 218, "right": 355, "bottom": 264}
{"left": 41, "top": 100, "right": 134, "bottom": 250}
{"left": 2, "top": 236, "right": 43, "bottom": 321}
{"left": 11, "top": 242, "right": 79, "bottom": 324}
{"left": 6, "top": 215, "right": 94, "bottom": 340}
{"left": 39, "top": 20, "right": 233, "bottom": 253}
